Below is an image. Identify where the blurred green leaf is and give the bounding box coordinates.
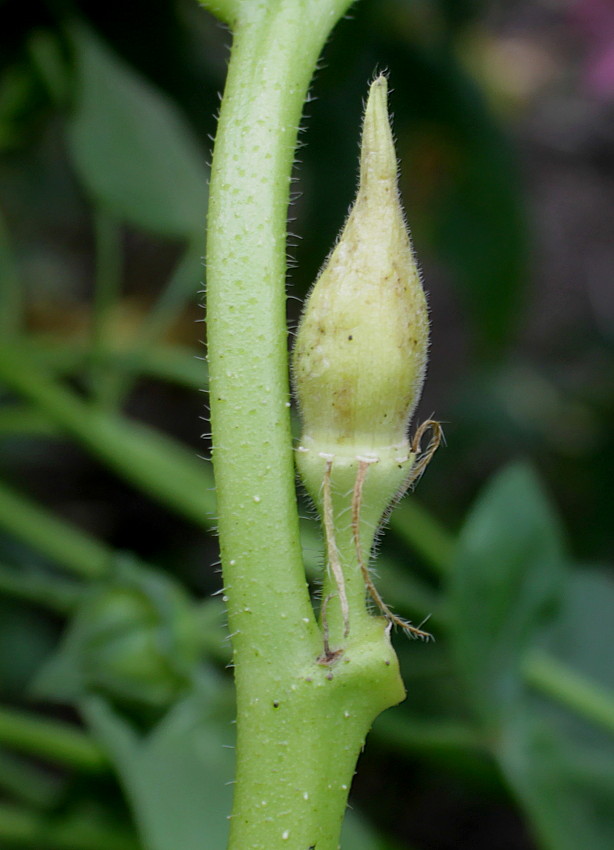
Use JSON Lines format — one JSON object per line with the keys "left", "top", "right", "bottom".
{"left": 67, "top": 25, "right": 208, "bottom": 238}
{"left": 448, "top": 467, "right": 614, "bottom": 849}
{"left": 500, "top": 691, "right": 614, "bottom": 850}
{"left": 545, "top": 569, "right": 614, "bottom": 692}
{"left": 82, "top": 688, "right": 233, "bottom": 850}
{"left": 502, "top": 569, "right": 614, "bottom": 850}
{"left": 448, "top": 462, "right": 566, "bottom": 729}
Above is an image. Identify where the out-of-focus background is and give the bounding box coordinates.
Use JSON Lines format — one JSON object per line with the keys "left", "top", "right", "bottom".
{"left": 0, "top": 1, "right": 613, "bottom": 849}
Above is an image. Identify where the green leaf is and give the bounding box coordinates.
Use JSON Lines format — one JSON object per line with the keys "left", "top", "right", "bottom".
{"left": 449, "top": 471, "right": 614, "bottom": 850}
{"left": 500, "top": 711, "right": 614, "bottom": 850}
{"left": 82, "top": 688, "right": 233, "bottom": 850}
{"left": 546, "top": 568, "right": 614, "bottom": 692}
{"left": 500, "top": 569, "right": 614, "bottom": 850}
{"left": 67, "top": 25, "right": 208, "bottom": 238}
{"left": 448, "top": 462, "right": 566, "bottom": 729}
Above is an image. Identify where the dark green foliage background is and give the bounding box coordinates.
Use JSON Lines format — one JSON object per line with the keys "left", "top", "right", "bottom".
{"left": 0, "top": 1, "right": 613, "bottom": 848}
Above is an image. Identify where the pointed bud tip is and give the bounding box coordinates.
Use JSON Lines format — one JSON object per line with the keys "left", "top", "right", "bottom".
{"left": 360, "top": 74, "right": 397, "bottom": 188}
{"left": 293, "top": 75, "right": 429, "bottom": 458}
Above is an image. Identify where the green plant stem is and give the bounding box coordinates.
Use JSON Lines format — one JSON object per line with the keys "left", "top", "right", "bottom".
{"left": 0, "top": 406, "right": 57, "bottom": 436}
{"left": 0, "top": 802, "right": 139, "bottom": 850}
{"left": 525, "top": 650, "right": 614, "bottom": 738}
{"left": 25, "top": 337, "right": 206, "bottom": 391}
{"left": 198, "top": 0, "right": 241, "bottom": 27}
{"left": 0, "top": 563, "right": 82, "bottom": 612}
{"left": 0, "top": 345, "right": 216, "bottom": 528}
{"left": 205, "top": 3, "right": 409, "bottom": 849}
{"left": 0, "top": 479, "right": 110, "bottom": 579}
{"left": 205, "top": 0, "right": 327, "bottom": 656}
{"left": 0, "top": 748, "right": 61, "bottom": 808}
{"left": 0, "top": 707, "right": 107, "bottom": 772}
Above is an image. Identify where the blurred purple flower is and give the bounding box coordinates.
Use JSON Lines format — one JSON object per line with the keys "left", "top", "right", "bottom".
{"left": 571, "top": 0, "right": 614, "bottom": 99}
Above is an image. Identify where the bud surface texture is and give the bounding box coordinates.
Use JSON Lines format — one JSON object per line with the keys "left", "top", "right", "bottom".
{"left": 293, "top": 76, "right": 433, "bottom": 643}
{"left": 293, "top": 75, "right": 428, "bottom": 461}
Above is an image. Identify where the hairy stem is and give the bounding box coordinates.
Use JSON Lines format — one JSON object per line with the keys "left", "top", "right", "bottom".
{"left": 205, "top": 2, "right": 406, "bottom": 849}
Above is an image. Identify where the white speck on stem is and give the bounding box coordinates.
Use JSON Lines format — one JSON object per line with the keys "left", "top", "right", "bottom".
{"left": 282, "top": 830, "right": 290, "bottom": 840}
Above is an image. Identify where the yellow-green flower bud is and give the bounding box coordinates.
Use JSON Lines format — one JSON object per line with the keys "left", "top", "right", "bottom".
{"left": 293, "top": 76, "right": 435, "bottom": 644}
{"left": 293, "top": 74, "right": 428, "bottom": 462}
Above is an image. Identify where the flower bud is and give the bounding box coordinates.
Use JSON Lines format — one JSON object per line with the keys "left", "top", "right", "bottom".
{"left": 293, "top": 76, "right": 434, "bottom": 642}
{"left": 293, "top": 74, "right": 428, "bottom": 463}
